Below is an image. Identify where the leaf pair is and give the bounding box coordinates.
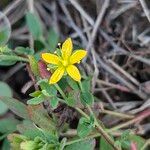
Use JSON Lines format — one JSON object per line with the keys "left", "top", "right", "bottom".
{"left": 28, "top": 81, "right": 59, "bottom": 109}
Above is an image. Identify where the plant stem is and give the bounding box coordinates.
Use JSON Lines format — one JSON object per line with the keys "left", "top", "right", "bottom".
{"left": 55, "top": 83, "right": 67, "bottom": 100}
{"left": 78, "top": 81, "right": 83, "bottom": 91}
{"left": 55, "top": 83, "right": 120, "bottom": 150}
{"left": 75, "top": 107, "right": 89, "bottom": 119}
{"left": 141, "top": 139, "right": 150, "bottom": 150}
{"left": 87, "top": 105, "right": 120, "bottom": 150}
{"left": 101, "top": 109, "right": 134, "bottom": 119}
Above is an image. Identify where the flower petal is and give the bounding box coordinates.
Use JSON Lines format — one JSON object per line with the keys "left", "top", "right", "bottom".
{"left": 66, "top": 65, "right": 81, "bottom": 81}
{"left": 62, "top": 38, "right": 73, "bottom": 59}
{"left": 49, "top": 67, "right": 65, "bottom": 84}
{"left": 70, "top": 50, "right": 87, "bottom": 64}
{"left": 42, "top": 53, "right": 60, "bottom": 64}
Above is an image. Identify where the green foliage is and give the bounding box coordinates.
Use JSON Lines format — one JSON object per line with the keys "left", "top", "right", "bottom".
{"left": 40, "top": 81, "right": 57, "bottom": 97}
{"left": 0, "top": 97, "right": 29, "bottom": 119}
{"left": 77, "top": 116, "right": 94, "bottom": 137}
{"left": 67, "top": 77, "right": 79, "bottom": 90}
{"left": 28, "top": 81, "right": 59, "bottom": 108}
{"left": 0, "top": 117, "right": 20, "bottom": 140}
{"left": 27, "top": 105, "right": 56, "bottom": 132}
{"left": 66, "top": 94, "right": 76, "bottom": 107}
{"left": 115, "top": 130, "right": 145, "bottom": 149}
{"left": 0, "top": 81, "right": 12, "bottom": 115}
{"left": 27, "top": 95, "right": 45, "bottom": 105}
{"left": 26, "top": 12, "right": 43, "bottom": 40}
{"left": 128, "top": 135, "right": 145, "bottom": 149}
{"left": 0, "top": 26, "right": 10, "bottom": 46}
{"left": 47, "top": 28, "right": 59, "bottom": 52}
{"left": 50, "top": 97, "right": 59, "bottom": 109}
{"left": 8, "top": 133, "right": 58, "bottom": 150}
{"left": 100, "top": 137, "right": 113, "bottom": 150}
{"left": 0, "top": 118, "right": 19, "bottom": 134}
{"left": 0, "top": 46, "right": 16, "bottom": 66}
{"left": 81, "top": 77, "right": 92, "bottom": 92}
{"left": 64, "top": 139, "right": 95, "bottom": 150}
{"left": 15, "top": 47, "right": 34, "bottom": 55}
{"left": 0, "top": 12, "right": 11, "bottom": 46}
{"left": 17, "top": 120, "right": 58, "bottom": 143}
{"left": 0, "top": 26, "right": 147, "bottom": 150}
{"left": 80, "top": 91, "right": 94, "bottom": 106}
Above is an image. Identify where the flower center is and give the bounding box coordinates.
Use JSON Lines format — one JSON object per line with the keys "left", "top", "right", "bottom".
{"left": 62, "top": 60, "right": 68, "bottom": 67}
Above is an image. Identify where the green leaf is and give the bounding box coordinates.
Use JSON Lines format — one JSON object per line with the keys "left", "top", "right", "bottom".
{"left": 17, "top": 120, "right": 44, "bottom": 139}
{"left": 80, "top": 92, "right": 94, "bottom": 106}
{"left": 66, "top": 90, "right": 79, "bottom": 107}
{"left": 67, "top": 77, "right": 79, "bottom": 90}
{"left": 28, "top": 55, "right": 39, "bottom": 77}
{"left": 27, "top": 95, "right": 45, "bottom": 105}
{"left": 0, "top": 45, "right": 11, "bottom": 53}
{"left": 0, "top": 13, "right": 11, "bottom": 46}
{"left": 0, "top": 82, "right": 12, "bottom": 115}
{"left": 100, "top": 137, "right": 113, "bottom": 150}
{"left": 15, "top": 47, "right": 34, "bottom": 55}
{"left": 47, "top": 28, "right": 59, "bottom": 52}
{"left": 0, "top": 97, "right": 29, "bottom": 119}
{"left": 0, "top": 55, "right": 28, "bottom": 62}
{"left": 128, "top": 135, "right": 145, "bottom": 150}
{"left": 17, "top": 120, "right": 58, "bottom": 143}
{"left": 0, "top": 118, "right": 19, "bottom": 134}
{"left": 66, "top": 97, "right": 76, "bottom": 107}
{"left": 64, "top": 139, "right": 95, "bottom": 150}
{"left": 58, "top": 78, "right": 68, "bottom": 91}
{"left": 29, "top": 90, "right": 42, "bottom": 97}
{"left": 0, "top": 46, "right": 17, "bottom": 66}
{"left": 26, "top": 12, "right": 42, "bottom": 39}
{"left": 34, "top": 40, "right": 45, "bottom": 52}
{"left": 0, "top": 102, "right": 8, "bottom": 115}
{"left": 77, "top": 117, "right": 93, "bottom": 137}
{"left": 40, "top": 81, "right": 57, "bottom": 96}
{"left": 27, "top": 105, "right": 56, "bottom": 132}
{"left": 116, "top": 131, "right": 145, "bottom": 149}
{"left": 0, "top": 118, "right": 20, "bottom": 140}
{"left": 81, "top": 77, "right": 92, "bottom": 92}
{"left": 0, "top": 59, "right": 16, "bottom": 66}
{"left": 50, "top": 97, "right": 59, "bottom": 109}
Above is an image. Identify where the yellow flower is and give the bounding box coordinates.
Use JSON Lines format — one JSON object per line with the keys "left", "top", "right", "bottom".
{"left": 42, "top": 38, "right": 87, "bottom": 84}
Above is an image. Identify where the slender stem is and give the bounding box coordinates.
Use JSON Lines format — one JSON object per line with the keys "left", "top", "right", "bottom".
{"left": 101, "top": 109, "right": 134, "bottom": 119}
{"left": 141, "top": 139, "right": 150, "bottom": 150}
{"left": 87, "top": 105, "right": 120, "bottom": 150}
{"left": 78, "top": 81, "right": 83, "bottom": 92}
{"left": 75, "top": 107, "right": 89, "bottom": 119}
{"left": 54, "top": 83, "right": 67, "bottom": 100}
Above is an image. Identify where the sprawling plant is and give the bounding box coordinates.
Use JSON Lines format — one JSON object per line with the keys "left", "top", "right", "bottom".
{"left": 0, "top": 12, "right": 148, "bottom": 150}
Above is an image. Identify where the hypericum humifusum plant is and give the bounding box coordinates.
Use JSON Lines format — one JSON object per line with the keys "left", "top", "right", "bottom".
{"left": 0, "top": 36, "right": 146, "bottom": 150}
